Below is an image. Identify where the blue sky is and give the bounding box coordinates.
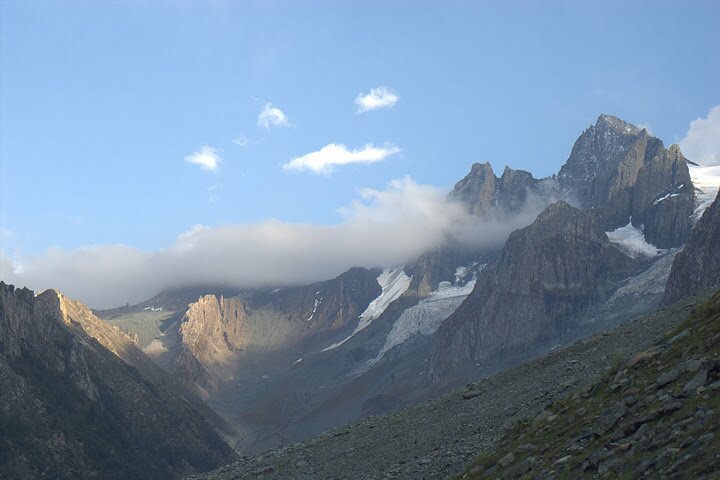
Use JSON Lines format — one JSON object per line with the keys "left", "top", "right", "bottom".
{"left": 2, "top": 1, "right": 720, "bottom": 306}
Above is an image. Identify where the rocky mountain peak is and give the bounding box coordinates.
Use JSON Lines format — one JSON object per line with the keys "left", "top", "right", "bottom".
{"left": 595, "top": 113, "right": 643, "bottom": 136}
{"left": 469, "top": 161, "right": 494, "bottom": 174}
{"left": 558, "top": 115, "right": 694, "bottom": 248}
{"left": 450, "top": 162, "right": 561, "bottom": 217}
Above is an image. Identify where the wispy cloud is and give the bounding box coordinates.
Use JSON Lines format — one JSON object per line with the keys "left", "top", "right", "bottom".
{"left": 680, "top": 105, "right": 720, "bottom": 166}
{"left": 355, "top": 86, "right": 398, "bottom": 113}
{"left": 208, "top": 184, "right": 221, "bottom": 204}
{"left": 185, "top": 146, "right": 221, "bottom": 172}
{"left": 257, "top": 103, "right": 291, "bottom": 129}
{"left": 283, "top": 143, "right": 401, "bottom": 175}
{"left": 232, "top": 134, "right": 253, "bottom": 146}
{"left": 0, "top": 228, "right": 13, "bottom": 239}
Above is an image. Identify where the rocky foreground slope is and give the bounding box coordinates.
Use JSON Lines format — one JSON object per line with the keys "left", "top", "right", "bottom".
{"left": 461, "top": 290, "right": 720, "bottom": 479}
{"left": 0, "top": 283, "right": 237, "bottom": 479}
{"left": 188, "top": 294, "right": 700, "bottom": 480}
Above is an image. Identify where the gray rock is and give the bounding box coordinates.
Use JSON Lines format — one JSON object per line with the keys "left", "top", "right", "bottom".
{"left": 656, "top": 369, "right": 680, "bottom": 387}
{"left": 682, "top": 370, "right": 708, "bottom": 393}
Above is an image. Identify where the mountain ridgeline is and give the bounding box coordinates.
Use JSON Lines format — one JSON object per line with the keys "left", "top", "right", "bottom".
{"left": 450, "top": 115, "right": 694, "bottom": 248}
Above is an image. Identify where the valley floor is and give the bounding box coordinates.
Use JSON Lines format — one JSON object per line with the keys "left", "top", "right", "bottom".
{"left": 189, "top": 296, "right": 701, "bottom": 480}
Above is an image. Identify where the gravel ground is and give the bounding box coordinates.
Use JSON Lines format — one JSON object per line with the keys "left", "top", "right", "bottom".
{"left": 189, "top": 299, "right": 698, "bottom": 480}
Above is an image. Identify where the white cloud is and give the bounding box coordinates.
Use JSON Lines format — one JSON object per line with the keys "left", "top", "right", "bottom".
{"left": 257, "top": 103, "right": 291, "bottom": 129}
{"left": 355, "top": 87, "right": 398, "bottom": 113}
{"left": 283, "top": 143, "right": 401, "bottom": 175}
{"left": 0, "top": 178, "right": 546, "bottom": 309}
{"left": 680, "top": 105, "right": 720, "bottom": 166}
{"left": 0, "top": 227, "right": 13, "bottom": 239}
{"left": 185, "top": 146, "right": 221, "bottom": 172}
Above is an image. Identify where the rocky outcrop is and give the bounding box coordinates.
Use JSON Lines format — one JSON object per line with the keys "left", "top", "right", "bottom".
{"left": 558, "top": 114, "right": 694, "bottom": 248}
{"left": 663, "top": 188, "right": 720, "bottom": 305}
{"left": 429, "top": 201, "right": 637, "bottom": 379}
{"left": 170, "top": 267, "right": 382, "bottom": 393}
{"left": 0, "top": 282, "right": 237, "bottom": 480}
{"left": 449, "top": 162, "right": 561, "bottom": 217}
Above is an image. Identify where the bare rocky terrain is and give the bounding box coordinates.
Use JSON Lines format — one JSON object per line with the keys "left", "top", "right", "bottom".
{"left": 189, "top": 295, "right": 700, "bottom": 480}
{"left": 463, "top": 291, "right": 720, "bottom": 479}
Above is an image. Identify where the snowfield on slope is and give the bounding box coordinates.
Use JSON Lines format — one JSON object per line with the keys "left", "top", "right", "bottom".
{"left": 606, "top": 221, "right": 665, "bottom": 258}
{"left": 322, "top": 268, "right": 411, "bottom": 352}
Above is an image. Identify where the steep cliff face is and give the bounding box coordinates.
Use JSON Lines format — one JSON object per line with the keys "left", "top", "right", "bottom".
{"left": 0, "top": 282, "right": 237, "bottom": 480}
{"left": 429, "top": 202, "right": 637, "bottom": 380}
{"left": 558, "top": 115, "right": 694, "bottom": 248}
{"left": 170, "top": 267, "right": 382, "bottom": 393}
{"left": 663, "top": 188, "right": 720, "bottom": 305}
{"left": 449, "top": 162, "right": 561, "bottom": 217}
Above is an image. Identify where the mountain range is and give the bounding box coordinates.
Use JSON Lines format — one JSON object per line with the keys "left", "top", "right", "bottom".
{"left": 92, "top": 114, "right": 719, "bottom": 455}
{"left": 2, "top": 114, "right": 719, "bottom": 478}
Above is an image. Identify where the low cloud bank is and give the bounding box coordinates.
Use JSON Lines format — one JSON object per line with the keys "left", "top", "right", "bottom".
{"left": 1, "top": 177, "right": 547, "bottom": 309}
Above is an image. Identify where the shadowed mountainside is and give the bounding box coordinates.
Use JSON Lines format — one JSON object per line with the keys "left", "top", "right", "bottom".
{"left": 0, "top": 282, "right": 237, "bottom": 480}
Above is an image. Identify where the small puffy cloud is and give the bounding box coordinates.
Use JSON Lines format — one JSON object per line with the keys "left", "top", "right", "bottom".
{"left": 283, "top": 143, "right": 401, "bottom": 175}
{"left": 680, "top": 105, "right": 720, "bottom": 166}
{"left": 355, "top": 86, "right": 398, "bottom": 113}
{"left": 185, "top": 146, "right": 221, "bottom": 172}
{"left": 257, "top": 103, "right": 291, "bottom": 129}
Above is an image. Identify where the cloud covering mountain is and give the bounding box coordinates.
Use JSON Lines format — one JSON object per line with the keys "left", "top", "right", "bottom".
{"left": 1, "top": 178, "right": 545, "bottom": 308}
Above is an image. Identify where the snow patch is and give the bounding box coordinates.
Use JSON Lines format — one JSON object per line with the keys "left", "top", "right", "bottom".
{"left": 689, "top": 164, "right": 720, "bottom": 220}
{"left": 653, "top": 192, "right": 679, "bottom": 205}
{"left": 322, "top": 268, "right": 411, "bottom": 352}
{"left": 606, "top": 220, "right": 665, "bottom": 258}
{"left": 293, "top": 357, "right": 303, "bottom": 364}
{"left": 307, "top": 298, "right": 321, "bottom": 322}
